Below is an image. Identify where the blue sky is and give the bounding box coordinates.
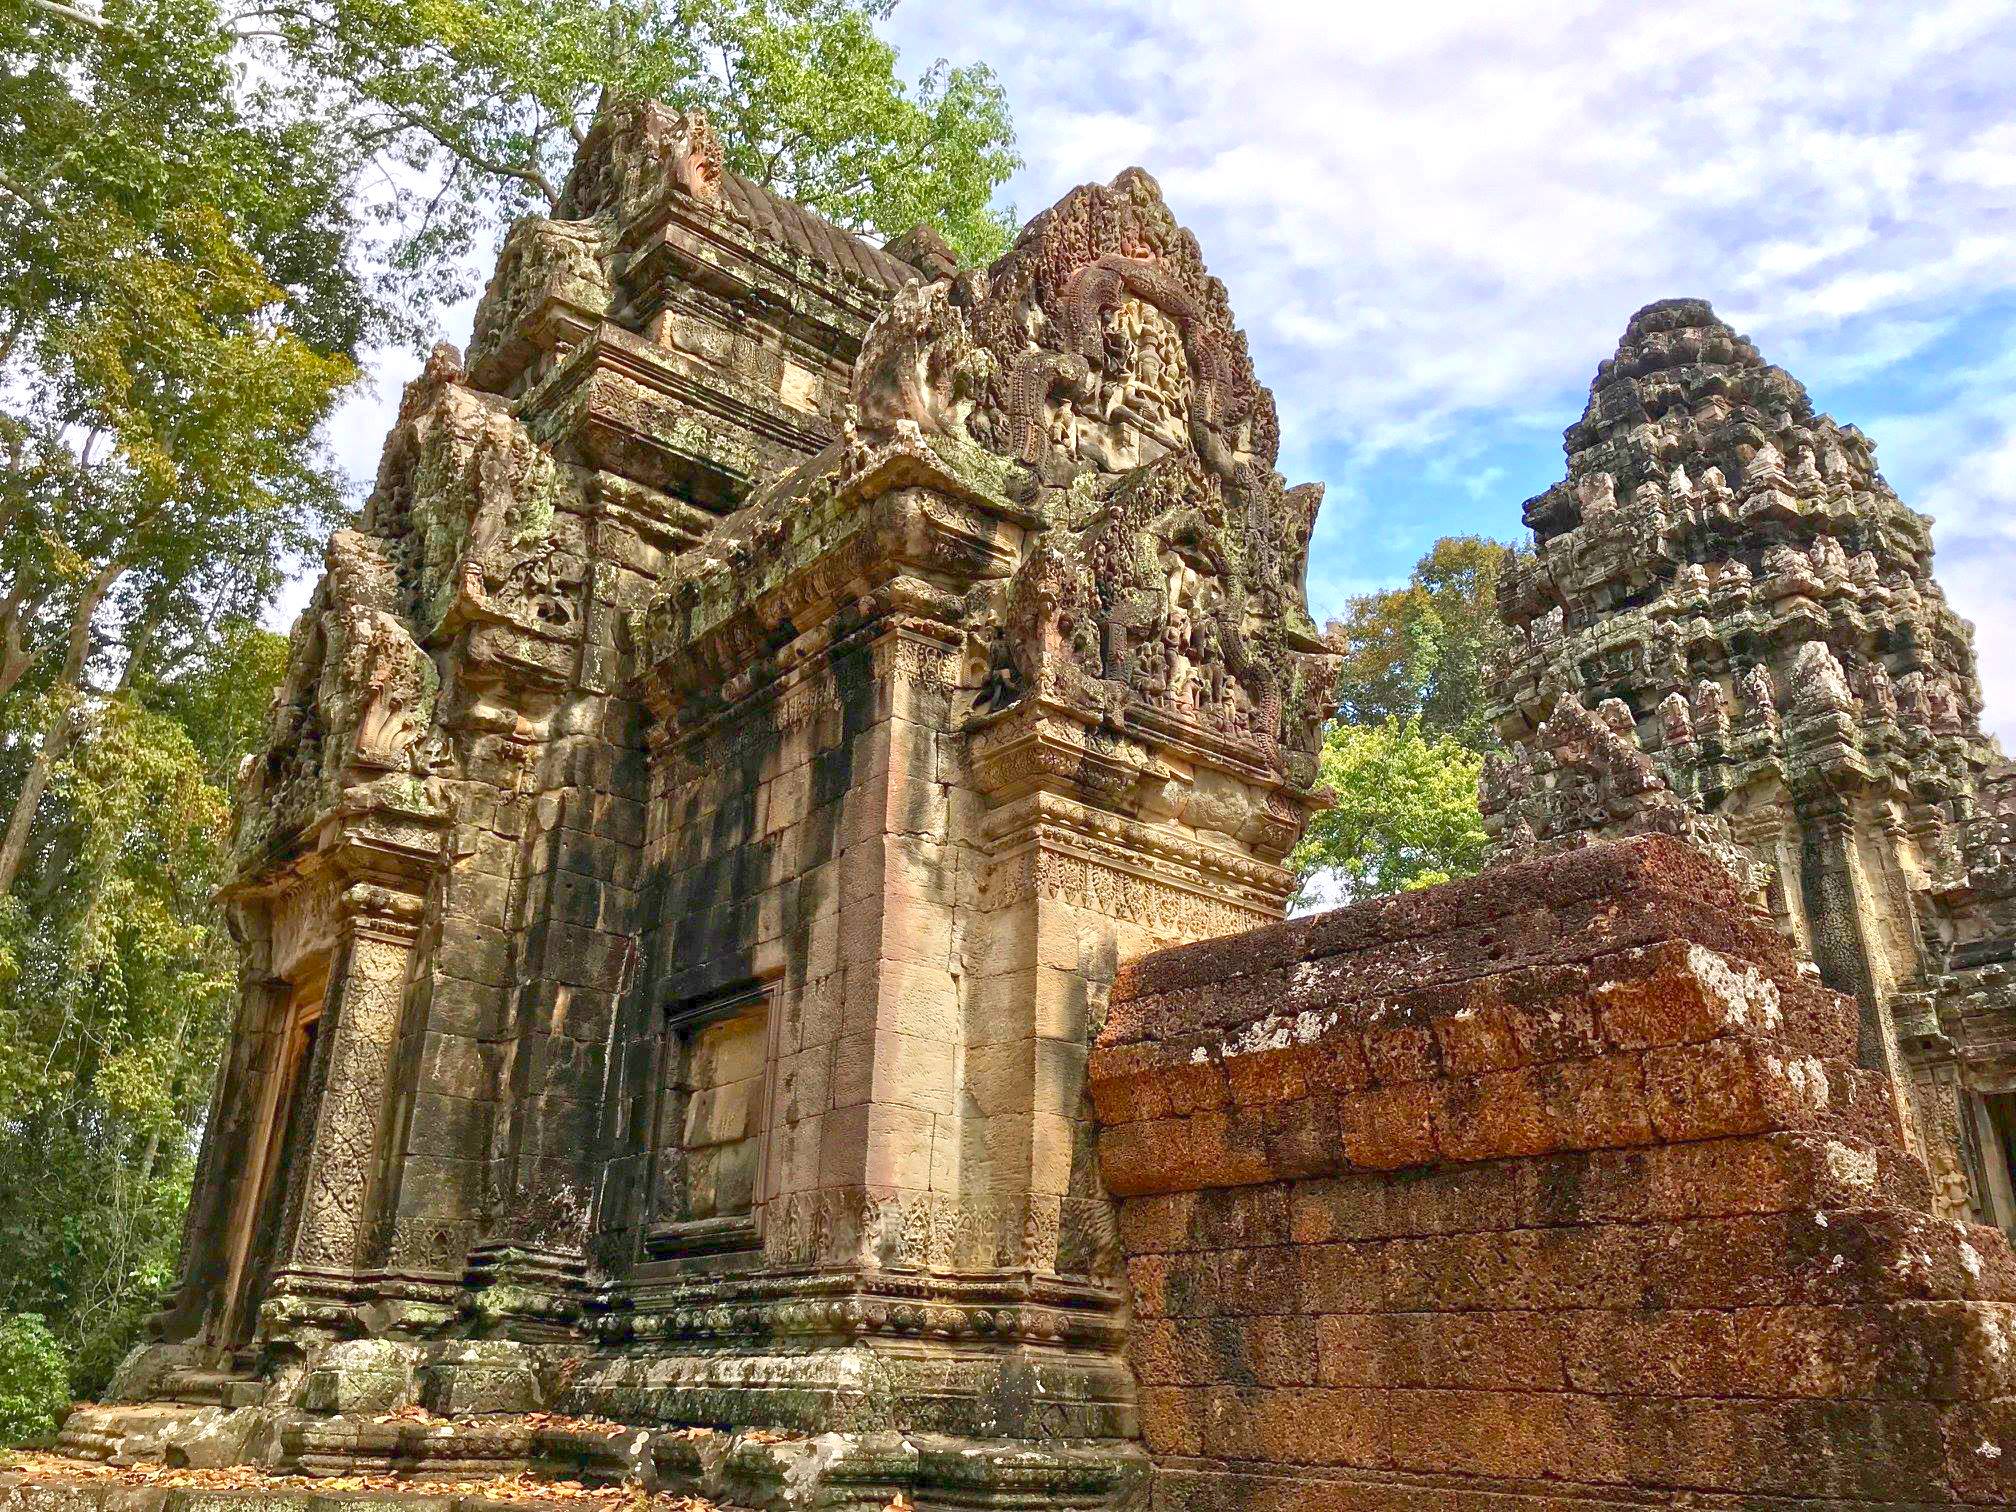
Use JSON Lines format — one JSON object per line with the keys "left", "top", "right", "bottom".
{"left": 323, "top": 0, "right": 2016, "bottom": 737}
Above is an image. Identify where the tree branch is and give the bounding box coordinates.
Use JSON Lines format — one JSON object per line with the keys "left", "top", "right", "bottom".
{"left": 0, "top": 580, "right": 41, "bottom": 705}
{"left": 0, "top": 171, "right": 51, "bottom": 219}
{"left": 379, "top": 98, "right": 561, "bottom": 207}
{"left": 27, "top": 0, "right": 109, "bottom": 29}
{"left": 0, "top": 554, "right": 126, "bottom": 898}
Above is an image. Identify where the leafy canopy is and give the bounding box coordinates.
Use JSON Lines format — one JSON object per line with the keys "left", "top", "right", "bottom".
{"left": 0, "top": 1313, "right": 71, "bottom": 1446}
{"left": 276, "top": 0, "right": 1021, "bottom": 312}
{"left": 1326, "top": 535, "right": 1513, "bottom": 755}
{"left": 0, "top": 0, "right": 363, "bottom": 759}
{"left": 0, "top": 0, "right": 360, "bottom": 1396}
{"left": 1296, "top": 536, "right": 1516, "bottom": 906}
{"left": 1290, "top": 716, "right": 1490, "bottom": 907}
{"left": 0, "top": 625, "right": 283, "bottom": 1400}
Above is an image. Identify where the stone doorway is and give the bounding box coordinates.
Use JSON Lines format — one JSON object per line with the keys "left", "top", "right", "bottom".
{"left": 1972, "top": 1088, "right": 2016, "bottom": 1238}
{"left": 217, "top": 969, "right": 326, "bottom": 1350}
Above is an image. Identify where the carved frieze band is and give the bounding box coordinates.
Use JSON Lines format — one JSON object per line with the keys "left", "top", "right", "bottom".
{"left": 751, "top": 1186, "right": 1117, "bottom": 1279}
{"left": 982, "top": 844, "right": 1277, "bottom": 941}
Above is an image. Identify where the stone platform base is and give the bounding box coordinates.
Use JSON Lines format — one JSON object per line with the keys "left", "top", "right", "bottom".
{"left": 2, "top": 1452, "right": 677, "bottom": 1512}
{"left": 48, "top": 1409, "right": 1147, "bottom": 1512}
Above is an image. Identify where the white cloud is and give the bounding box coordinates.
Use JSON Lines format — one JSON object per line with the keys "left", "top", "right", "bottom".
{"left": 890, "top": 0, "right": 2016, "bottom": 446}
{"left": 312, "top": 0, "right": 2016, "bottom": 739}
{"left": 882, "top": 0, "right": 2016, "bottom": 736}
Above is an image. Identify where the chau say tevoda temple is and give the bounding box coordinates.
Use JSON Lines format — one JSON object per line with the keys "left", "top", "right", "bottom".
{"left": 45, "top": 102, "right": 2016, "bottom": 1511}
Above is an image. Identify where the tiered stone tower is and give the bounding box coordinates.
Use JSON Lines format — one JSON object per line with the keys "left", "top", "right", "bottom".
{"left": 1484, "top": 297, "right": 2016, "bottom": 1229}
{"left": 65, "top": 101, "right": 1334, "bottom": 1503}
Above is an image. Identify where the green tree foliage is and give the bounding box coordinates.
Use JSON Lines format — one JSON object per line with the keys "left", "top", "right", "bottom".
{"left": 1290, "top": 717, "right": 1490, "bottom": 906}
{"left": 0, "top": 0, "right": 367, "bottom": 899}
{"left": 0, "top": 1313, "right": 71, "bottom": 1446}
{"left": 1296, "top": 537, "right": 1515, "bottom": 905}
{"left": 273, "top": 0, "right": 1021, "bottom": 299}
{"left": 1, "top": 0, "right": 361, "bottom": 1391}
{"left": 1326, "top": 535, "right": 1513, "bottom": 754}
{"left": 0, "top": 624, "right": 286, "bottom": 1397}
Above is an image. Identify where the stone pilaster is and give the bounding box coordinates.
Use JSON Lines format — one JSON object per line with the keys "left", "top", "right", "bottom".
{"left": 260, "top": 877, "right": 425, "bottom": 1324}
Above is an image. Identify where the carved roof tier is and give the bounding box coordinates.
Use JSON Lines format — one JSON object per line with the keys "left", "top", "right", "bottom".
{"left": 558, "top": 99, "right": 914, "bottom": 296}
{"left": 633, "top": 167, "right": 1335, "bottom": 799}
{"left": 1485, "top": 295, "right": 2005, "bottom": 956}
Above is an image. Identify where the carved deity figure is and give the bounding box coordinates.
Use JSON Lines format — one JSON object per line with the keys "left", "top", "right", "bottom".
{"left": 1810, "top": 535, "right": 1850, "bottom": 584}
{"left": 1658, "top": 689, "right": 1696, "bottom": 747}
{"left": 1856, "top": 657, "right": 1898, "bottom": 720}
{"left": 1790, "top": 639, "right": 1854, "bottom": 716}
{"left": 1692, "top": 678, "right": 1732, "bottom": 741}
{"left": 1737, "top": 662, "right": 1780, "bottom": 729}
{"left": 1762, "top": 543, "right": 1821, "bottom": 597}
{"left": 1596, "top": 698, "right": 1638, "bottom": 741}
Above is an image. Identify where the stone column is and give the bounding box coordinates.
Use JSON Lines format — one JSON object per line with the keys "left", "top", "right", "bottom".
{"left": 964, "top": 703, "right": 1292, "bottom": 1291}
{"left": 263, "top": 880, "right": 423, "bottom": 1325}
{"left": 1794, "top": 799, "right": 1890, "bottom": 1064}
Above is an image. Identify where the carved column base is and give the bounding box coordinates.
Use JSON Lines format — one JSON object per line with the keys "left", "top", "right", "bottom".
{"left": 417, "top": 1339, "right": 578, "bottom": 1416}
{"left": 457, "top": 1242, "right": 592, "bottom": 1339}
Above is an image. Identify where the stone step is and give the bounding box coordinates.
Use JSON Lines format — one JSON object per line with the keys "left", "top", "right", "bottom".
{"left": 156, "top": 1369, "right": 265, "bottom": 1409}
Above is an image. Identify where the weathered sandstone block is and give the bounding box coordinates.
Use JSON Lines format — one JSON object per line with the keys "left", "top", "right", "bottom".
{"left": 1093, "top": 834, "right": 2016, "bottom": 1507}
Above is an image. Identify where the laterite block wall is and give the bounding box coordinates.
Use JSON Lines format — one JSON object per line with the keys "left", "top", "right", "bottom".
{"left": 1089, "top": 837, "right": 2016, "bottom": 1508}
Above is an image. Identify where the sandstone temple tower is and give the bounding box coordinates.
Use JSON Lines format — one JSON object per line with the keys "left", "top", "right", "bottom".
{"left": 1484, "top": 297, "right": 2016, "bottom": 1230}
{"left": 81, "top": 101, "right": 1332, "bottom": 1499}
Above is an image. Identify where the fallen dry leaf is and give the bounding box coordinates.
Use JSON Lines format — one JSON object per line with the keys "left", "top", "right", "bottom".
{"left": 1, "top": 1450, "right": 741, "bottom": 1509}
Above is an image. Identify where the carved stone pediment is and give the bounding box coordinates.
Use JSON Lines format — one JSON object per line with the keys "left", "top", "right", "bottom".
{"left": 358, "top": 347, "right": 586, "bottom": 681}
{"left": 559, "top": 101, "right": 723, "bottom": 228}
{"left": 725, "top": 168, "right": 1338, "bottom": 798}
{"left": 467, "top": 217, "right": 613, "bottom": 390}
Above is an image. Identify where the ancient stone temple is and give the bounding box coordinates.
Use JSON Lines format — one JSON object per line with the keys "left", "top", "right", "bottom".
{"left": 42, "top": 117, "right": 2016, "bottom": 1512}
{"left": 1484, "top": 297, "right": 2016, "bottom": 1232}
{"left": 61, "top": 100, "right": 1332, "bottom": 1502}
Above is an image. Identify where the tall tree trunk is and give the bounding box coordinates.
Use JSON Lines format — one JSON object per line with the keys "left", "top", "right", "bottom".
{"left": 0, "top": 558, "right": 121, "bottom": 898}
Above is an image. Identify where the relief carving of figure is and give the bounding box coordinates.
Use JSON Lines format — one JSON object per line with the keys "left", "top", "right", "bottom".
{"left": 325, "top": 605, "right": 438, "bottom": 777}
{"left": 1658, "top": 689, "right": 1695, "bottom": 747}
{"left": 1925, "top": 673, "right": 1963, "bottom": 733}
{"left": 1856, "top": 657, "right": 1898, "bottom": 720}
{"left": 1762, "top": 543, "right": 1820, "bottom": 597}
{"left": 1896, "top": 670, "right": 1930, "bottom": 726}
{"left": 1790, "top": 639, "right": 1854, "bottom": 715}
{"left": 1692, "top": 678, "right": 1732, "bottom": 741}
{"left": 1810, "top": 535, "right": 1850, "bottom": 584}
{"left": 1576, "top": 471, "right": 1618, "bottom": 523}
{"left": 853, "top": 277, "right": 996, "bottom": 442}
{"left": 1737, "top": 663, "right": 1781, "bottom": 729}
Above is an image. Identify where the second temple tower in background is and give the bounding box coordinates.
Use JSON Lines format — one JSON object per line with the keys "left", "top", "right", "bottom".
{"left": 1485, "top": 297, "right": 2016, "bottom": 1229}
